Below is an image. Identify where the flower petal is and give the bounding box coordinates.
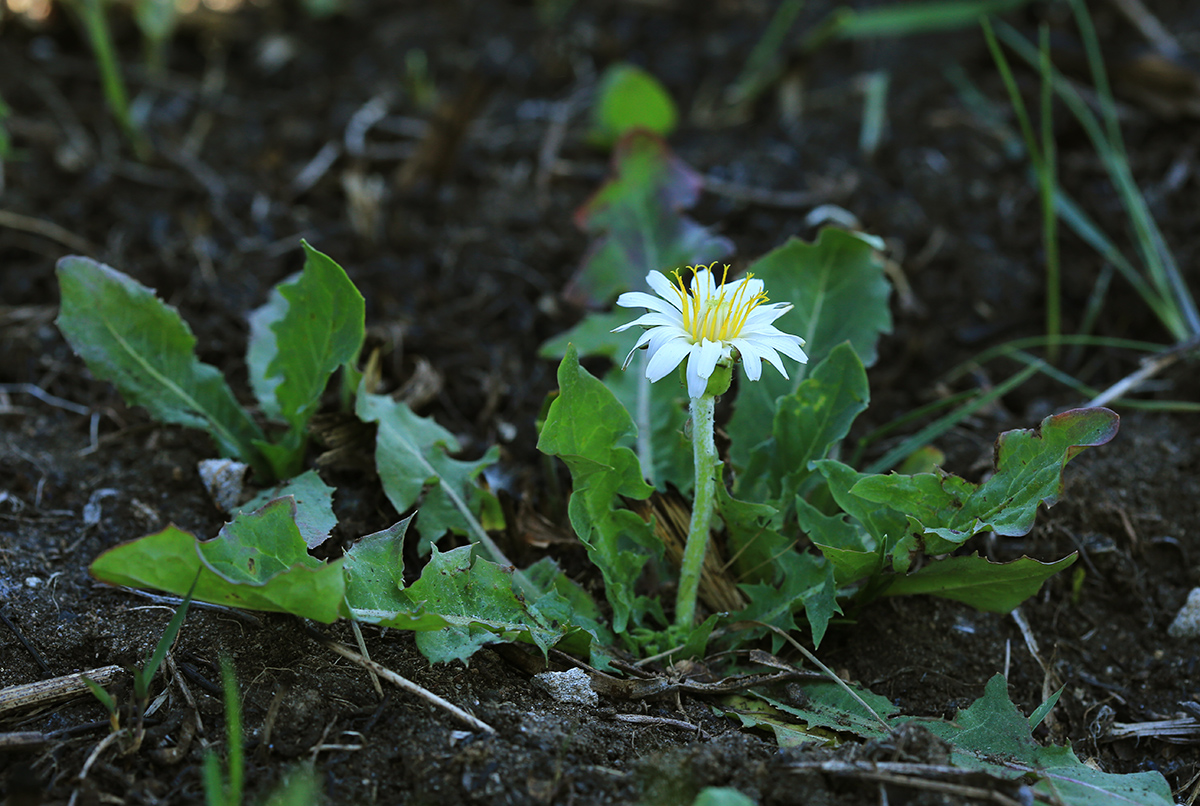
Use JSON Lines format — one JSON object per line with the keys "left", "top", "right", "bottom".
{"left": 645, "top": 271, "right": 682, "bottom": 306}
{"left": 695, "top": 338, "right": 724, "bottom": 380}
{"left": 744, "top": 302, "right": 793, "bottom": 327}
{"left": 731, "top": 338, "right": 763, "bottom": 381}
{"left": 616, "top": 290, "right": 681, "bottom": 316}
{"left": 645, "top": 337, "right": 691, "bottom": 382}
{"left": 612, "top": 311, "right": 682, "bottom": 332}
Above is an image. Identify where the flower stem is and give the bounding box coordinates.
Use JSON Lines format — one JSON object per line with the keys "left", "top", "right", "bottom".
{"left": 676, "top": 393, "right": 717, "bottom": 628}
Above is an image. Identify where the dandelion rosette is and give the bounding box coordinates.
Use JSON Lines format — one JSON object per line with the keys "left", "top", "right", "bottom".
{"left": 613, "top": 263, "right": 808, "bottom": 398}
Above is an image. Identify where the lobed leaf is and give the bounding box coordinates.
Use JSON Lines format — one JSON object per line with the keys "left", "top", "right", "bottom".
{"left": 263, "top": 242, "right": 364, "bottom": 430}
{"left": 537, "top": 345, "right": 659, "bottom": 633}
{"left": 356, "top": 387, "right": 502, "bottom": 557}
{"left": 917, "top": 674, "right": 1174, "bottom": 806}
{"left": 398, "top": 546, "right": 571, "bottom": 664}
{"left": 90, "top": 498, "right": 345, "bottom": 622}
{"left": 238, "top": 470, "right": 336, "bottom": 549}
{"left": 56, "top": 256, "right": 267, "bottom": 475}
{"left": 851, "top": 408, "right": 1119, "bottom": 552}
{"left": 727, "top": 230, "right": 891, "bottom": 473}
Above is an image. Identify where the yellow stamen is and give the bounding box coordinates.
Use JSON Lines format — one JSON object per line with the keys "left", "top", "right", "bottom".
{"left": 671, "top": 263, "right": 769, "bottom": 344}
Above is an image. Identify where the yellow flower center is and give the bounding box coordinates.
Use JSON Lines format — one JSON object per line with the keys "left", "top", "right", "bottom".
{"left": 671, "top": 263, "right": 769, "bottom": 343}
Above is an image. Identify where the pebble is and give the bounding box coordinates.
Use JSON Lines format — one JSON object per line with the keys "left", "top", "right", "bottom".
{"left": 532, "top": 668, "right": 598, "bottom": 706}
{"left": 1168, "top": 588, "right": 1200, "bottom": 639}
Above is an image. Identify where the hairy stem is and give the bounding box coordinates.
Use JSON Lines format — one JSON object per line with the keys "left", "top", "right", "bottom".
{"left": 676, "top": 393, "right": 716, "bottom": 627}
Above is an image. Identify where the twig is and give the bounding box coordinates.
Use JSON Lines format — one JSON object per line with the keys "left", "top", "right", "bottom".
{"left": 1106, "top": 0, "right": 1182, "bottom": 59}
{"left": 319, "top": 636, "right": 496, "bottom": 735}
{"left": 107, "top": 586, "right": 263, "bottom": 626}
{"left": 350, "top": 621, "right": 384, "bottom": 698}
{"left": 1084, "top": 336, "right": 1199, "bottom": 408}
{"left": 0, "top": 384, "right": 92, "bottom": 417}
{"left": 0, "top": 210, "right": 97, "bottom": 255}
{"left": 0, "top": 665, "right": 123, "bottom": 718}
{"left": 702, "top": 173, "right": 859, "bottom": 210}
{"left": 612, "top": 712, "right": 710, "bottom": 739}
{"left": 783, "top": 759, "right": 1027, "bottom": 806}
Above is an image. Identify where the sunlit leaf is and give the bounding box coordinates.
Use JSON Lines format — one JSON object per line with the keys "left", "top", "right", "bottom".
{"left": 89, "top": 498, "right": 345, "bottom": 623}
{"left": 589, "top": 63, "right": 678, "bottom": 148}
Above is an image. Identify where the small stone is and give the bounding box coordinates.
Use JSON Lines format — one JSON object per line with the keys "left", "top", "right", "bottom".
{"left": 532, "top": 667, "right": 598, "bottom": 707}
{"left": 198, "top": 459, "right": 249, "bottom": 513}
{"left": 1168, "top": 588, "right": 1200, "bottom": 639}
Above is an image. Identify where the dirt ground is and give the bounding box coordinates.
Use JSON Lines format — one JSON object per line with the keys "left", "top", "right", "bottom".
{"left": 2, "top": 0, "right": 1200, "bottom": 804}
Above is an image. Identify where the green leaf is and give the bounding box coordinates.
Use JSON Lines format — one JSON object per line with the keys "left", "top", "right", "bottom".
{"left": 564, "top": 131, "right": 732, "bottom": 307}
{"left": 812, "top": 459, "right": 913, "bottom": 573}
{"left": 735, "top": 551, "right": 839, "bottom": 649}
{"left": 727, "top": 230, "right": 891, "bottom": 473}
{"left": 884, "top": 552, "right": 1077, "bottom": 612}
{"left": 851, "top": 408, "right": 1119, "bottom": 552}
{"left": 588, "top": 63, "right": 678, "bottom": 148}
{"left": 400, "top": 546, "right": 569, "bottom": 664}
{"left": 604, "top": 362, "right": 694, "bottom": 492}
{"left": 752, "top": 681, "right": 899, "bottom": 740}
{"left": 691, "top": 787, "right": 756, "bottom": 806}
{"left": 89, "top": 498, "right": 346, "bottom": 622}
{"left": 264, "top": 242, "right": 365, "bottom": 430}
{"left": 714, "top": 479, "right": 789, "bottom": 585}
{"left": 794, "top": 496, "right": 879, "bottom": 586}
{"left": 737, "top": 342, "right": 870, "bottom": 502}
{"left": 55, "top": 256, "right": 267, "bottom": 475}
{"left": 343, "top": 517, "right": 413, "bottom": 615}
{"left": 537, "top": 345, "right": 659, "bottom": 633}
{"left": 246, "top": 283, "right": 289, "bottom": 421}
{"left": 356, "top": 387, "right": 502, "bottom": 557}
{"left": 238, "top": 470, "right": 336, "bottom": 549}
{"left": 918, "top": 674, "right": 1173, "bottom": 806}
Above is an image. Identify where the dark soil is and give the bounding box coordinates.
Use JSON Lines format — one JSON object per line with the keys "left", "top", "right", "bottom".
{"left": 3, "top": 1, "right": 1200, "bottom": 804}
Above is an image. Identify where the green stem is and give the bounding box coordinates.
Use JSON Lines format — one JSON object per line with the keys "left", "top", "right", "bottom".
{"left": 72, "top": 0, "right": 151, "bottom": 160}
{"left": 676, "top": 393, "right": 717, "bottom": 628}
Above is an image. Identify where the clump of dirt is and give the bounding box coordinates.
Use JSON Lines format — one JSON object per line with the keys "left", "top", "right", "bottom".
{"left": 3, "top": 0, "right": 1200, "bottom": 804}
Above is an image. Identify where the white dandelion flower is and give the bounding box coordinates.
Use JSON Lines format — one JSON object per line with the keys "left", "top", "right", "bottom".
{"left": 613, "top": 263, "right": 808, "bottom": 399}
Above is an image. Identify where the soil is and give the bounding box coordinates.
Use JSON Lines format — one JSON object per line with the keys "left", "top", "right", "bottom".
{"left": 2, "top": 1, "right": 1200, "bottom": 804}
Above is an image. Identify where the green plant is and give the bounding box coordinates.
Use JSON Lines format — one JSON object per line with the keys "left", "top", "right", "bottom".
{"left": 982, "top": 2, "right": 1199, "bottom": 354}
{"left": 56, "top": 242, "right": 365, "bottom": 482}
{"left": 58, "top": 0, "right": 150, "bottom": 159}
{"left": 83, "top": 583, "right": 194, "bottom": 752}
{"left": 202, "top": 656, "right": 243, "bottom": 806}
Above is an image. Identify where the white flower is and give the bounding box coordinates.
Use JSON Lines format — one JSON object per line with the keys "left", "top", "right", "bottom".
{"left": 613, "top": 263, "right": 808, "bottom": 398}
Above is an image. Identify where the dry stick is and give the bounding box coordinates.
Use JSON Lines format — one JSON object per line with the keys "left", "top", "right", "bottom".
{"left": 752, "top": 621, "right": 894, "bottom": 736}
{"left": 784, "top": 760, "right": 1026, "bottom": 806}
{"left": 350, "top": 621, "right": 384, "bottom": 698}
{"left": 0, "top": 210, "right": 97, "bottom": 255}
{"left": 0, "top": 665, "right": 123, "bottom": 718}
{"left": 1084, "top": 335, "right": 1200, "bottom": 408}
{"left": 612, "top": 713, "right": 710, "bottom": 739}
{"left": 322, "top": 639, "right": 496, "bottom": 735}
